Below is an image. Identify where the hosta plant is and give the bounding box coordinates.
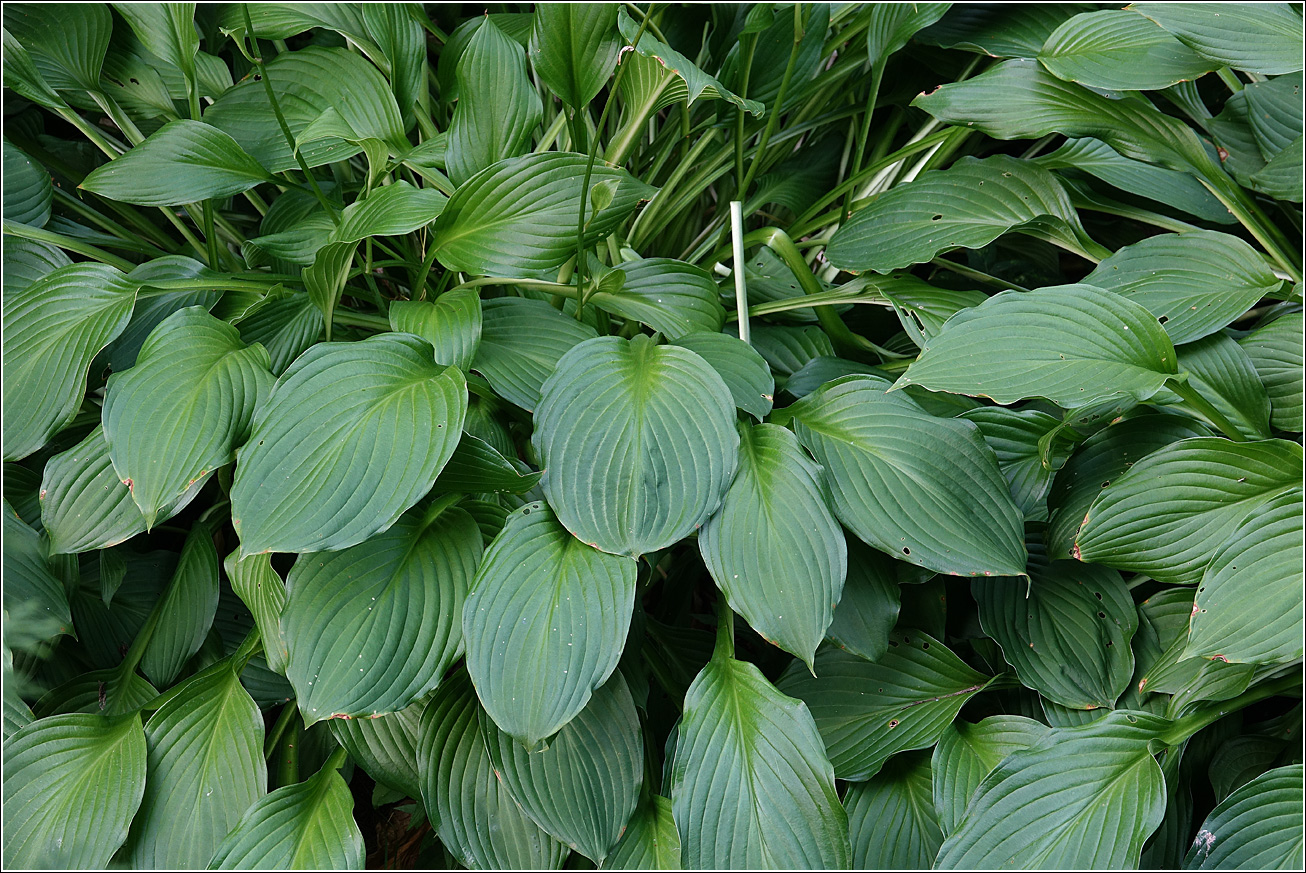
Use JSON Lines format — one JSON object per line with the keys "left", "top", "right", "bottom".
{"left": 2, "top": 2, "right": 1303, "bottom": 870}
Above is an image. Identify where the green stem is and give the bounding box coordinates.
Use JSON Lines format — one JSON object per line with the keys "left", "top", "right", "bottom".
{"left": 3, "top": 220, "right": 136, "bottom": 270}
{"left": 1200, "top": 177, "right": 1302, "bottom": 283}
{"left": 264, "top": 701, "right": 299, "bottom": 759}
{"left": 332, "top": 309, "right": 392, "bottom": 331}
{"left": 739, "top": 5, "right": 805, "bottom": 197}
{"left": 929, "top": 257, "right": 1031, "bottom": 293}
{"left": 734, "top": 33, "right": 759, "bottom": 193}
{"left": 1162, "top": 674, "right": 1300, "bottom": 746}
{"left": 714, "top": 595, "right": 735, "bottom": 661}
{"left": 420, "top": 493, "right": 461, "bottom": 530}
{"left": 448, "top": 276, "right": 579, "bottom": 298}
{"left": 1165, "top": 378, "right": 1248, "bottom": 442}
{"left": 276, "top": 716, "right": 301, "bottom": 785}
{"left": 843, "top": 61, "right": 885, "bottom": 219}
{"left": 1216, "top": 67, "right": 1244, "bottom": 93}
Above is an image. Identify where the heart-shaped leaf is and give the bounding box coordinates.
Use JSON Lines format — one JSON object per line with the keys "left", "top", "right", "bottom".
{"left": 389, "top": 288, "right": 481, "bottom": 372}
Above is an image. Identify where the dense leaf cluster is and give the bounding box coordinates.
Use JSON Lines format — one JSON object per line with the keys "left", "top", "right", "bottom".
{"left": 2, "top": 3, "right": 1303, "bottom": 870}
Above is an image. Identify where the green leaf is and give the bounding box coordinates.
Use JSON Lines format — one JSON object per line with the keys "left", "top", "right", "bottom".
{"left": 333, "top": 181, "right": 448, "bottom": 243}
{"left": 483, "top": 672, "right": 642, "bottom": 862}
{"left": 389, "top": 288, "right": 481, "bottom": 372}
{"left": 589, "top": 258, "right": 726, "bottom": 339}
{"left": 914, "top": 58, "right": 1216, "bottom": 177}
{"left": 1133, "top": 3, "right": 1304, "bottom": 75}
{"left": 2, "top": 263, "right": 137, "bottom": 461}
{"left": 530, "top": 4, "right": 621, "bottom": 110}
{"left": 111, "top": 3, "right": 198, "bottom": 84}
{"left": 81, "top": 120, "right": 271, "bottom": 206}
{"left": 3, "top": 138, "right": 52, "bottom": 226}
{"left": 1, "top": 26, "right": 65, "bottom": 109}
{"left": 223, "top": 551, "right": 288, "bottom": 675}
{"left": 283, "top": 504, "right": 482, "bottom": 723}
{"left": 882, "top": 281, "right": 987, "bottom": 346}
{"left": 698, "top": 422, "right": 846, "bottom": 669}
{"left": 751, "top": 324, "right": 836, "bottom": 383}
{"left": 918, "top": 4, "right": 1093, "bottom": 58}
{"left": 446, "top": 19, "right": 542, "bottom": 186}
{"left": 671, "top": 655, "right": 850, "bottom": 868}
{"left": 827, "top": 155, "right": 1095, "bottom": 274}
{"left": 1187, "top": 488, "right": 1304, "bottom": 665}
{"left": 31, "top": 668, "right": 157, "bottom": 719}
{"left": 1250, "top": 134, "right": 1304, "bottom": 202}
{"left": 103, "top": 307, "right": 272, "bottom": 527}
{"left": 141, "top": 522, "right": 220, "bottom": 688}
{"left": 1083, "top": 231, "right": 1284, "bottom": 345}
{"left": 206, "top": 46, "right": 406, "bottom": 172}
{"left": 209, "top": 760, "right": 364, "bottom": 870}
{"left": 329, "top": 701, "right": 422, "bottom": 799}
{"left": 3, "top": 2, "right": 111, "bottom": 93}
{"left": 360, "top": 3, "right": 423, "bottom": 122}
{"left": 787, "top": 376, "right": 1027, "bottom": 578}
{"left": 1243, "top": 73, "right": 1303, "bottom": 160}
{"left": 845, "top": 750, "right": 943, "bottom": 869}
{"left": 472, "top": 297, "right": 597, "bottom": 411}
{"left": 1, "top": 712, "right": 146, "bottom": 869}
{"left": 231, "top": 333, "right": 467, "bottom": 555}
{"left": 1172, "top": 333, "right": 1273, "bottom": 440}
{"left": 1038, "top": 10, "right": 1217, "bottom": 91}
{"left": 1034, "top": 137, "right": 1235, "bottom": 225}
{"left": 435, "top": 433, "right": 541, "bottom": 494}
{"left": 418, "top": 669, "right": 569, "bottom": 870}
{"left": 1240, "top": 312, "right": 1303, "bottom": 432}
{"left": 303, "top": 241, "right": 353, "bottom": 341}
{"left": 129, "top": 663, "right": 266, "bottom": 869}
{"left": 233, "top": 290, "right": 324, "bottom": 376}
{"left": 777, "top": 635, "right": 993, "bottom": 781}
{"left": 534, "top": 335, "right": 738, "bottom": 558}
{"left": 895, "top": 284, "right": 1178, "bottom": 408}
{"left": 107, "top": 255, "right": 226, "bottom": 372}
{"left": 603, "top": 794, "right": 681, "bottom": 870}
{"left": 865, "top": 3, "right": 952, "bottom": 64}
{"left": 974, "top": 542, "right": 1136, "bottom": 710}
{"left": 826, "top": 540, "right": 903, "bottom": 663}
{"left": 936, "top": 710, "right": 1168, "bottom": 868}
{"left": 1185, "top": 764, "right": 1304, "bottom": 869}
{"left": 616, "top": 7, "right": 764, "bottom": 116}
{"left": 959, "top": 407, "right": 1066, "bottom": 519}
{"left": 1045, "top": 414, "right": 1211, "bottom": 560}
{"left": 931, "top": 715, "right": 1051, "bottom": 836}
{"left": 2, "top": 501, "right": 73, "bottom": 640}
{"left": 463, "top": 502, "right": 636, "bottom": 747}
{"left": 1074, "top": 438, "right": 1302, "bottom": 584}
{"left": 432, "top": 152, "right": 656, "bottom": 278}
{"left": 669, "top": 331, "right": 774, "bottom": 420}
{"left": 1209, "top": 736, "right": 1291, "bottom": 803}
{"left": 2, "top": 236, "right": 69, "bottom": 297}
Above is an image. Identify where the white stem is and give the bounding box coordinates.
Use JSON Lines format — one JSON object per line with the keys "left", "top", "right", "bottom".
{"left": 730, "top": 200, "right": 750, "bottom": 345}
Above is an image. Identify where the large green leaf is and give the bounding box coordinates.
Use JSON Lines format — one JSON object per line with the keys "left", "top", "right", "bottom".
{"left": 209, "top": 760, "right": 364, "bottom": 870}
{"left": 865, "top": 3, "right": 952, "bottom": 64}
{"left": 1185, "top": 764, "right": 1304, "bottom": 869}
{"left": 671, "top": 654, "right": 850, "bottom": 868}
{"left": 283, "top": 504, "right": 482, "bottom": 723}
{"left": 1038, "top": 10, "right": 1216, "bottom": 91}
{"left": 826, "top": 540, "right": 903, "bottom": 663}
{"left": 960, "top": 407, "right": 1065, "bottom": 519}
{"left": 827, "top": 155, "right": 1096, "bottom": 274}
{"left": 1045, "top": 414, "right": 1211, "bottom": 560}
{"left": 1074, "top": 438, "right": 1301, "bottom": 584}
{"left": 1187, "top": 488, "right": 1304, "bottom": 665}
{"left": 103, "top": 307, "right": 272, "bottom": 527}
{"left": 329, "top": 701, "right": 422, "bottom": 799}
{"left": 845, "top": 751, "right": 943, "bottom": 870}
{"left": 589, "top": 258, "right": 726, "bottom": 339}
{"left": 603, "top": 794, "right": 680, "bottom": 870}
{"left": 107, "top": 255, "right": 226, "bottom": 373}
{"left": 1082, "top": 231, "right": 1284, "bottom": 345}
{"left": 111, "top": 3, "right": 198, "bottom": 85}
{"left": 3, "top": 500, "right": 73, "bottom": 640}
{"left": 205, "top": 46, "right": 406, "bottom": 172}
{"left": 129, "top": 663, "right": 266, "bottom": 869}
{"left": 778, "top": 635, "right": 993, "bottom": 781}
{"left": 1173, "top": 333, "right": 1273, "bottom": 440}
{"left": 1243, "top": 73, "right": 1303, "bottom": 161}
{"left": 2, "top": 263, "right": 137, "bottom": 461}
{"left": 463, "top": 502, "right": 636, "bottom": 747}
{"left": 140, "top": 522, "right": 219, "bottom": 688}
{"left": 223, "top": 551, "right": 288, "bottom": 675}
{"left": 446, "top": 18, "right": 542, "bottom": 186}
{"left": 232, "top": 290, "right": 324, "bottom": 376}
{"left": 530, "top": 3, "right": 621, "bottom": 110}
{"left": 913, "top": 58, "right": 1216, "bottom": 177}
{"left": 935, "top": 710, "right": 1168, "bottom": 868}
{"left": 974, "top": 543, "right": 1136, "bottom": 710}
{"left": 1240, "top": 312, "right": 1303, "bottom": 432}
{"left": 931, "top": 715, "right": 1051, "bottom": 836}
{"left": 3, "top": 2, "right": 111, "bottom": 93}
{"left": 2, "top": 236, "right": 69, "bottom": 298}
{"left": 534, "top": 335, "right": 738, "bottom": 558}
{"left": 472, "top": 297, "right": 596, "bottom": 411}
{"left": 787, "top": 376, "right": 1027, "bottom": 578}
{"left": 81, "top": 120, "right": 272, "bottom": 206}
{"left": 389, "top": 289, "right": 481, "bottom": 372}
{"left": 435, "top": 433, "right": 541, "bottom": 494}
{"left": 483, "top": 672, "right": 643, "bottom": 862}
{"left": 333, "top": 181, "right": 448, "bottom": 244}
{"left": 1250, "top": 134, "right": 1304, "bottom": 202}
{"left": 895, "top": 284, "right": 1178, "bottom": 408}
{"left": 302, "top": 241, "right": 353, "bottom": 341}
{"left": 917, "top": 4, "right": 1093, "bottom": 58}
{"left": 231, "top": 333, "right": 467, "bottom": 555}
{"left": 417, "top": 669, "right": 569, "bottom": 870}
{"left": 1, "top": 712, "right": 146, "bottom": 869}
{"left": 432, "top": 152, "right": 656, "bottom": 278}
{"left": 670, "top": 331, "right": 774, "bottom": 420}
{"left": 1133, "top": 3, "right": 1304, "bottom": 76}
{"left": 3, "top": 138, "right": 52, "bottom": 226}
{"left": 698, "top": 422, "right": 846, "bottom": 669}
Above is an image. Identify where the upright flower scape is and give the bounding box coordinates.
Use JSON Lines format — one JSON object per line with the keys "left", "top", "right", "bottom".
{"left": 1, "top": 3, "right": 1302, "bottom": 869}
